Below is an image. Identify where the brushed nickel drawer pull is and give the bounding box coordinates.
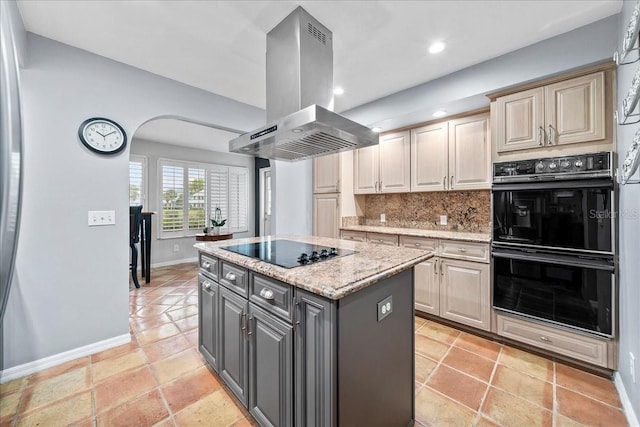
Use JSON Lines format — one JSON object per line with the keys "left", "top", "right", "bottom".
{"left": 434, "top": 259, "right": 438, "bottom": 275}
{"left": 247, "top": 317, "right": 254, "bottom": 336}
{"left": 202, "top": 261, "right": 211, "bottom": 269}
{"left": 450, "top": 175, "right": 454, "bottom": 189}
{"left": 548, "top": 124, "right": 555, "bottom": 145}
{"left": 459, "top": 248, "right": 467, "bottom": 252}
{"left": 539, "top": 335, "right": 551, "bottom": 342}
{"left": 259, "top": 288, "right": 275, "bottom": 300}
{"left": 538, "top": 126, "right": 544, "bottom": 146}
{"left": 225, "top": 272, "right": 236, "bottom": 282}
{"left": 202, "top": 281, "right": 212, "bottom": 291}
{"left": 414, "top": 243, "right": 421, "bottom": 247}
{"left": 443, "top": 176, "right": 446, "bottom": 189}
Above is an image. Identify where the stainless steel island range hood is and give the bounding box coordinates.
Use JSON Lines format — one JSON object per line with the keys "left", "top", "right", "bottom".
{"left": 229, "top": 7, "right": 378, "bottom": 161}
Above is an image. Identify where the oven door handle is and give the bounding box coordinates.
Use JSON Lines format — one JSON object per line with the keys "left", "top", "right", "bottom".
{"left": 492, "top": 178, "right": 613, "bottom": 191}
{"left": 492, "top": 250, "right": 615, "bottom": 271}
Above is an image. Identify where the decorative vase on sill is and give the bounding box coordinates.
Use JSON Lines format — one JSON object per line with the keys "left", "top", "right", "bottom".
{"left": 209, "top": 207, "right": 227, "bottom": 236}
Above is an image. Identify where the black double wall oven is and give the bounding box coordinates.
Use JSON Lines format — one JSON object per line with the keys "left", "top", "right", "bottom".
{"left": 492, "top": 152, "right": 615, "bottom": 338}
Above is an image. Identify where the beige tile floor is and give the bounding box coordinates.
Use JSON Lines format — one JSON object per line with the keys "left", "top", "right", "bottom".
{"left": 0, "top": 263, "right": 629, "bottom": 426}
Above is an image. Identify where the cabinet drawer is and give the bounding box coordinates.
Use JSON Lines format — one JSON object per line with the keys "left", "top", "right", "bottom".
{"left": 250, "top": 274, "right": 294, "bottom": 322}
{"left": 199, "top": 253, "right": 219, "bottom": 280}
{"left": 399, "top": 235, "right": 437, "bottom": 252}
{"left": 366, "top": 232, "right": 399, "bottom": 246}
{"left": 496, "top": 314, "right": 610, "bottom": 368}
{"left": 341, "top": 230, "right": 366, "bottom": 242}
{"left": 439, "top": 240, "right": 488, "bottom": 262}
{"left": 220, "top": 261, "right": 248, "bottom": 297}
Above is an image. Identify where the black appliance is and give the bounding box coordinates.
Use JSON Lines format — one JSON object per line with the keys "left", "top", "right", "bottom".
{"left": 220, "top": 239, "right": 355, "bottom": 269}
{"left": 492, "top": 152, "right": 615, "bottom": 337}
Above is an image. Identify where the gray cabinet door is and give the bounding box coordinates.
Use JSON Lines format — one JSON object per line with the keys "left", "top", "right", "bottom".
{"left": 248, "top": 304, "right": 293, "bottom": 427}
{"left": 294, "top": 290, "right": 336, "bottom": 427}
{"left": 219, "top": 286, "right": 249, "bottom": 406}
{"left": 198, "top": 274, "right": 218, "bottom": 371}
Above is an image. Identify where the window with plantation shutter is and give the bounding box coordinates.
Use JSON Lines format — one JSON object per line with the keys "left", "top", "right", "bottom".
{"left": 129, "top": 155, "right": 146, "bottom": 207}
{"left": 158, "top": 159, "right": 249, "bottom": 238}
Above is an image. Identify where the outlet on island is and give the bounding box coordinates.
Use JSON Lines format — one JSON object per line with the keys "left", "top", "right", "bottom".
{"left": 172, "top": 244, "right": 180, "bottom": 253}
{"left": 440, "top": 215, "right": 447, "bottom": 226}
{"left": 380, "top": 213, "right": 386, "bottom": 223}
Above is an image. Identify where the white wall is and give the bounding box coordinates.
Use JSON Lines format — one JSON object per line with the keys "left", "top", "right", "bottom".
{"left": 2, "top": 30, "right": 263, "bottom": 370}
{"left": 615, "top": 1, "right": 640, "bottom": 421}
{"left": 130, "top": 138, "right": 255, "bottom": 266}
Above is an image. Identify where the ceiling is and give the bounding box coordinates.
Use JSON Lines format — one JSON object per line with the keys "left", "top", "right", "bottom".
{"left": 134, "top": 118, "right": 239, "bottom": 152}
{"left": 17, "top": 1, "right": 621, "bottom": 114}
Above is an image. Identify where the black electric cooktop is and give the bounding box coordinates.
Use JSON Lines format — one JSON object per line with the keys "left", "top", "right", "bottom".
{"left": 220, "top": 239, "right": 355, "bottom": 269}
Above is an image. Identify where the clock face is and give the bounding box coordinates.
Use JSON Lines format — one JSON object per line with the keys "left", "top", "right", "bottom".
{"left": 79, "top": 118, "right": 127, "bottom": 155}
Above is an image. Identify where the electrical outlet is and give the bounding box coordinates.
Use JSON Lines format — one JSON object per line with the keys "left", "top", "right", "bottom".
{"left": 172, "top": 244, "right": 180, "bottom": 253}
{"left": 439, "top": 215, "right": 447, "bottom": 226}
{"left": 631, "top": 352, "right": 636, "bottom": 383}
{"left": 88, "top": 210, "right": 115, "bottom": 226}
{"left": 380, "top": 213, "right": 386, "bottom": 223}
{"left": 377, "top": 295, "right": 393, "bottom": 322}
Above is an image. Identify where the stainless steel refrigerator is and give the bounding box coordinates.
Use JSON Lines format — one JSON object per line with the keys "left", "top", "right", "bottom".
{"left": 0, "top": 0, "right": 24, "bottom": 346}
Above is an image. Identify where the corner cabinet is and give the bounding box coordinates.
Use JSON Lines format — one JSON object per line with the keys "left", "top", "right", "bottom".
{"left": 495, "top": 71, "right": 605, "bottom": 153}
{"left": 411, "top": 113, "right": 490, "bottom": 192}
{"left": 354, "top": 130, "right": 410, "bottom": 194}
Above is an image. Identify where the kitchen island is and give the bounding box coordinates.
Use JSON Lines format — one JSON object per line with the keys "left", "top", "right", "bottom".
{"left": 195, "top": 235, "right": 432, "bottom": 427}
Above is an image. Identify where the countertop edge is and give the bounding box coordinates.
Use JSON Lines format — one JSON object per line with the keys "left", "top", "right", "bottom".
{"left": 340, "top": 225, "right": 491, "bottom": 243}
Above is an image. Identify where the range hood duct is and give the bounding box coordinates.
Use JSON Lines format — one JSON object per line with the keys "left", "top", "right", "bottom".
{"left": 229, "top": 6, "right": 378, "bottom": 161}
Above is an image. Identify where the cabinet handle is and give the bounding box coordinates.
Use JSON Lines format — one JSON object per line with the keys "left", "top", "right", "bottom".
{"left": 247, "top": 316, "right": 254, "bottom": 336}
{"left": 538, "top": 126, "right": 544, "bottom": 146}
{"left": 202, "top": 281, "right": 212, "bottom": 291}
{"left": 374, "top": 181, "right": 378, "bottom": 192}
{"left": 443, "top": 176, "right": 446, "bottom": 189}
{"left": 450, "top": 175, "right": 454, "bottom": 189}
{"left": 414, "top": 243, "right": 421, "bottom": 247}
{"left": 259, "top": 288, "right": 275, "bottom": 300}
{"left": 379, "top": 181, "right": 382, "bottom": 191}
{"left": 434, "top": 259, "right": 438, "bottom": 275}
{"left": 539, "top": 335, "right": 551, "bottom": 342}
{"left": 241, "top": 312, "right": 247, "bottom": 332}
{"left": 294, "top": 300, "right": 301, "bottom": 331}
{"left": 224, "top": 272, "right": 236, "bottom": 282}
{"left": 548, "top": 124, "right": 555, "bottom": 145}
{"left": 201, "top": 261, "right": 211, "bottom": 269}
{"left": 440, "top": 260, "right": 444, "bottom": 275}
{"left": 459, "top": 248, "right": 467, "bottom": 253}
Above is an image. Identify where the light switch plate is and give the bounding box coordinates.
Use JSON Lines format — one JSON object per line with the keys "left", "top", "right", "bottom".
{"left": 377, "top": 295, "right": 393, "bottom": 322}
{"left": 88, "top": 210, "right": 115, "bottom": 226}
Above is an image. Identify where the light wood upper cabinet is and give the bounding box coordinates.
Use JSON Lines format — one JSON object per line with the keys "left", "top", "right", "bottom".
{"left": 495, "top": 71, "right": 605, "bottom": 153}
{"left": 411, "top": 113, "right": 490, "bottom": 192}
{"left": 411, "top": 122, "right": 448, "bottom": 191}
{"left": 379, "top": 131, "right": 411, "bottom": 193}
{"left": 353, "top": 144, "right": 379, "bottom": 194}
{"left": 496, "top": 87, "right": 545, "bottom": 152}
{"left": 545, "top": 72, "right": 604, "bottom": 146}
{"left": 313, "top": 193, "right": 339, "bottom": 239}
{"left": 449, "top": 114, "right": 490, "bottom": 190}
{"left": 313, "top": 153, "right": 340, "bottom": 193}
{"left": 354, "top": 131, "right": 410, "bottom": 194}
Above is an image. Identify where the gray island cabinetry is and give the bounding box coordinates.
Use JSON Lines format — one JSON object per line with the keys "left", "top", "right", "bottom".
{"left": 196, "top": 236, "right": 431, "bottom": 427}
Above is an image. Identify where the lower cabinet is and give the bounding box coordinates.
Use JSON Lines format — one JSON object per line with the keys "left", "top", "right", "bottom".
{"left": 439, "top": 259, "right": 490, "bottom": 331}
{"left": 200, "top": 261, "right": 334, "bottom": 427}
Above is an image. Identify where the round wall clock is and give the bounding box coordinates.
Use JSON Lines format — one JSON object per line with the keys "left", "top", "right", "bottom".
{"left": 78, "top": 117, "right": 127, "bottom": 155}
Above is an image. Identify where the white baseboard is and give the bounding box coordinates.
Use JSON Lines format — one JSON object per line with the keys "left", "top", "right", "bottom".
{"left": 0, "top": 333, "right": 131, "bottom": 384}
{"left": 615, "top": 371, "right": 640, "bottom": 427}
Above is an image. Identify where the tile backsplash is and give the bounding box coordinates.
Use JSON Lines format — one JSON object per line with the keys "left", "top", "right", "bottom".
{"left": 358, "top": 190, "right": 491, "bottom": 233}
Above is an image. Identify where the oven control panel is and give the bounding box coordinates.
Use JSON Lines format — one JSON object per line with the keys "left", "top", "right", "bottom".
{"left": 493, "top": 152, "right": 611, "bottom": 182}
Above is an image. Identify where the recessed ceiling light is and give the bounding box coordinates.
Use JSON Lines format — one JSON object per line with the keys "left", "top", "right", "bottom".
{"left": 428, "top": 42, "right": 446, "bottom": 54}
{"left": 333, "top": 87, "right": 345, "bottom": 95}
{"left": 432, "top": 110, "right": 447, "bottom": 118}
{"left": 371, "top": 127, "right": 382, "bottom": 133}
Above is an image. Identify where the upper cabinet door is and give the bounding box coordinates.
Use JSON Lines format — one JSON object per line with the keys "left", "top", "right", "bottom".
{"left": 313, "top": 193, "right": 340, "bottom": 239}
{"left": 313, "top": 153, "right": 340, "bottom": 194}
{"left": 545, "top": 72, "right": 605, "bottom": 146}
{"left": 449, "top": 114, "right": 490, "bottom": 190}
{"left": 379, "top": 130, "right": 411, "bottom": 193}
{"left": 411, "top": 122, "right": 448, "bottom": 192}
{"left": 353, "top": 144, "right": 379, "bottom": 194}
{"left": 496, "top": 87, "right": 545, "bottom": 152}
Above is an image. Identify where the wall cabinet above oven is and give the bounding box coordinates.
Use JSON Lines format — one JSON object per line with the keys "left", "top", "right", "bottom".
{"left": 495, "top": 72, "right": 605, "bottom": 154}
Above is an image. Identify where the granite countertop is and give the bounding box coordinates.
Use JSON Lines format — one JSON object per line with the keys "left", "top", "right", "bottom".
{"left": 195, "top": 235, "right": 433, "bottom": 300}
{"left": 340, "top": 225, "right": 491, "bottom": 243}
